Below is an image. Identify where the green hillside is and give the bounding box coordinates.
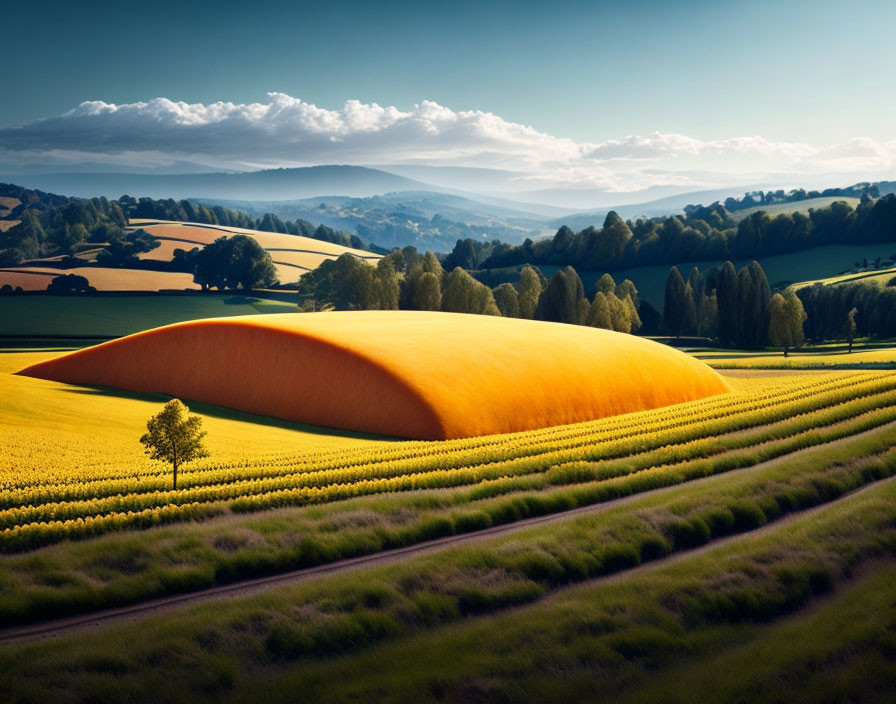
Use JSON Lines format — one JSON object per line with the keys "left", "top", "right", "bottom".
{"left": 731, "top": 196, "right": 861, "bottom": 221}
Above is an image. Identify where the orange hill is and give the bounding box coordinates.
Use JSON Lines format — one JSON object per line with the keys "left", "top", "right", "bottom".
{"left": 18, "top": 311, "right": 731, "bottom": 440}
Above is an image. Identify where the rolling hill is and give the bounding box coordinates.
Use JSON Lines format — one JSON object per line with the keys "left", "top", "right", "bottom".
{"left": 21, "top": 311, "right": 729, "bottom": 439}
{"left": 1, "top": 166, "right": 431, "bottom": 201}
{"left": 202, "top": 191, "right": 553, "bottom": 250}
{"left": 0, "top": 219, "right": 382, "bottom": 292}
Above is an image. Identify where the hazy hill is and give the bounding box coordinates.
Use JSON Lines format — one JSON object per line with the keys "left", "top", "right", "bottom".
{"left": 202, "top": 191, "right": 552, "bottom": 251}
{"left": 0, "top": 166, "right": 430, "bottom": 201}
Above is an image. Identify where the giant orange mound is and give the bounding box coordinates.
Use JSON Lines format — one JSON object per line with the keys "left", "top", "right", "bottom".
{"left": 18, "top": 312, "right": 731, "bottom": 440}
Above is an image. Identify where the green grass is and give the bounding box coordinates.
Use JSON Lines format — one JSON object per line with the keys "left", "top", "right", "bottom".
{"left": 0, "top": 294, "right": 299, "bottom": 337}
{"left": 789, "top": 264, "right": 896, "bottom": 290}
{"left": 1, "top": 457, "right": 893, "bottom": 703}
{"left": 730, "top": 196, "right": 862, "bottom": 222}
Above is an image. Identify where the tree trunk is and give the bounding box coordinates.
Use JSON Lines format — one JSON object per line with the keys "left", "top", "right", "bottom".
{"left": 783, "top": 347, "right": 789, "bottom": 358}
{"left": 173, "top": 459, "right": 178, "bottom": 491}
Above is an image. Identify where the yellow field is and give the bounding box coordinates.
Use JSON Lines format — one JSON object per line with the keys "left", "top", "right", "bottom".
{"left": 1, "top": 219, "right": 381, "bottom": 291}
{"left": 698, "top": 347, "right": 896, "bottom": 369}
{"left": 127, "top": 221, "right": 382, "bottom": 286}
{"left": 4, "top": 339, "right": 896, "bottom": 551}
{"left": 132, "top": 222, "right": 380, "bottom": 257}
{"left": 0, "top": 220, "right": 19, "bottom": 232}
{"left": 20, "top": 311, "right": 731, "bottom": 439}
{"left": 0, "top": 267, "right": 199, "bottom": 291}
{"left": 0, "top": 349, "right": 387, "bottom": 481}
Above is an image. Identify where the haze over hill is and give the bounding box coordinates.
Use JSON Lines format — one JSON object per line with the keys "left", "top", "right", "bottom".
{"left": 0, "top": 166, "right": 430, "bottom": 202}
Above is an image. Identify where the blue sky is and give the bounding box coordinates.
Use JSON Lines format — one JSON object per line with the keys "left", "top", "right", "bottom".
{"left": 2, "top": 0, "right": 894, "bottom": 191}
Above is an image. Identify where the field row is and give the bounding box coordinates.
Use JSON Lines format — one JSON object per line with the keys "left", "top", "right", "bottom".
{"left": 3, "top": 372, "right": 896, "bottom": 550}
{"left": 1, "top": 372, "right": 881, "bottom": 495}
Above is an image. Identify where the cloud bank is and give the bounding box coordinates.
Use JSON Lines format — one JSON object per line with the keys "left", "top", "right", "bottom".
{"left": 1, "top": 93, "right": 894, "bottom": 192}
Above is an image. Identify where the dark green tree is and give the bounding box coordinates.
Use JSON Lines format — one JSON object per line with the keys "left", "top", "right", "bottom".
{"left": 663, "top": 266, "right": 688, "bottom": 337}
{"left": 536, "top": 266, "right": 587, "bottom": 324}
{"left": 716, "top": 261, "right": 739, "bottom": 345}
{"left": 492, "top": 283, "right": 520, "bottom": 318}
{"left": 845, "top": 307, "right": 858, "bottom": 352}
{"left": 517, "top": 266, "right": 543, "bottom": 319}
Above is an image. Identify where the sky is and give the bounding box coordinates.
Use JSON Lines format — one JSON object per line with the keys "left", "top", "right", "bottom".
{"left": 2, "top": 0, "right": 895, "bottom": 193}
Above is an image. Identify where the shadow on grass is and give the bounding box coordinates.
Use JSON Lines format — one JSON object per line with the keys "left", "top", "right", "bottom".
{"left": 58, "top": 385, "right": 400, "bottom": 443}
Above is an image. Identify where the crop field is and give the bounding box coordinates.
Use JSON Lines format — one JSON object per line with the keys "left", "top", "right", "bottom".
{"left": 0, "top": 266, "right": 199, "bottom": 291}
{"left": 692, "top": 342, "right": 896, "bottom": 369}
{"left": 0, "top": 219, "right": 382, "bottom": 293}
{"left": 0, "top": 339, "right": 895, "bottom": 701}
{"left": 130, "top": 220, "right": 381, "bottom": 284}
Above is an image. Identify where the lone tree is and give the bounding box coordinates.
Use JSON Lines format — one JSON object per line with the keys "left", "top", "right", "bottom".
{"left": 767, "top": 292, "right": 807, "bottom": 357}
{"left": 140, "top": 400, "right": 209, "bottom": 490}
{"left": 845, "top": 307, "right": 859, "bottom": 353}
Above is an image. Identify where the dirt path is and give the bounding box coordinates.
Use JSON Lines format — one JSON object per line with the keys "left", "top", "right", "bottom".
{"left": 2, "top": 424, "right": 894, "bottom": 647}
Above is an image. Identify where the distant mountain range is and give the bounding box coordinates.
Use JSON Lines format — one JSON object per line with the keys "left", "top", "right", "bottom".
{"left": 3, "top": 163, "right": 886, "bottom": 253}
{"left": 0, "top": 165, "right": 430, "bottom": 201}
{"left": 201, "top": 192, "right": 553, "bottom": 251}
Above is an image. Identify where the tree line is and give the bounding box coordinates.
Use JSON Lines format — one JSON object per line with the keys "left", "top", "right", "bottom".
{"left": 684, "top": 182, "right": 878, "bottom": 215}
{"left": 475, "top": 195, "right": 896, "bottom": 273}
{"left": 0, "top": 184, "right": 381, "bottom": 268}
{"left": 797, "top": 279, "right": 896, "bottom": 343}
{"left": 663, "top": 260, "right": 806, "bottom": 351}
{"left": 297, "top": 247, "right": 642, "bottom": 332}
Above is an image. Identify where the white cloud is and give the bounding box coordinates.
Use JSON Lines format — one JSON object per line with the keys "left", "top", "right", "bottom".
{"left": 1, "top": 93, "right": 894, "bottom": 192}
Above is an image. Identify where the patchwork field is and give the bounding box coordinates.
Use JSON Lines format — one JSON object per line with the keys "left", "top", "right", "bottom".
{"left": 1, "top": 310, "right": 895, "bottom": 702}
{"left": 0, "top": 219, "right": 382, "bottom": 292}
{"left": 692, "top": 342, "right": 896, "bottom": 369}
{"left": 0, "top": 266, "right": 199, "bottom": 291}
{"left": 131, "top": 220, "right": 382, "bottom": 285}
{"left": 0, "top": 338, "right": 894, "bottom": 701}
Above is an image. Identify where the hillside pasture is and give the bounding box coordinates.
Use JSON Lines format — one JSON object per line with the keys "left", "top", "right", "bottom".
{"left": 730, "top": 196, "right": 861, "bottom": 222}
{"left": 0, "top": 266, "right": 199, "bottom": 291}
{"left": 131, "top": 221, "right": 381, "bottom": 285}
{"left": 133, "top": 221, "right": 381, "bottom": 260}
{"left": 788, "top": 264, "right": 896, "bottom": 290}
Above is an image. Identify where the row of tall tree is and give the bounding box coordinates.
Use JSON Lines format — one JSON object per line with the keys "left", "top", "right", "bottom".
{"left": 663, "top": 260, "right": 806, "bottom": 351}
{"left": 797, "top": 280, "right": 896, "bottom": 342}
{"left": 478, "top": 195, "right": 896, "bottom": 273}
{"left": 297, "top": 247, "right": 642, "bottom": 332}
